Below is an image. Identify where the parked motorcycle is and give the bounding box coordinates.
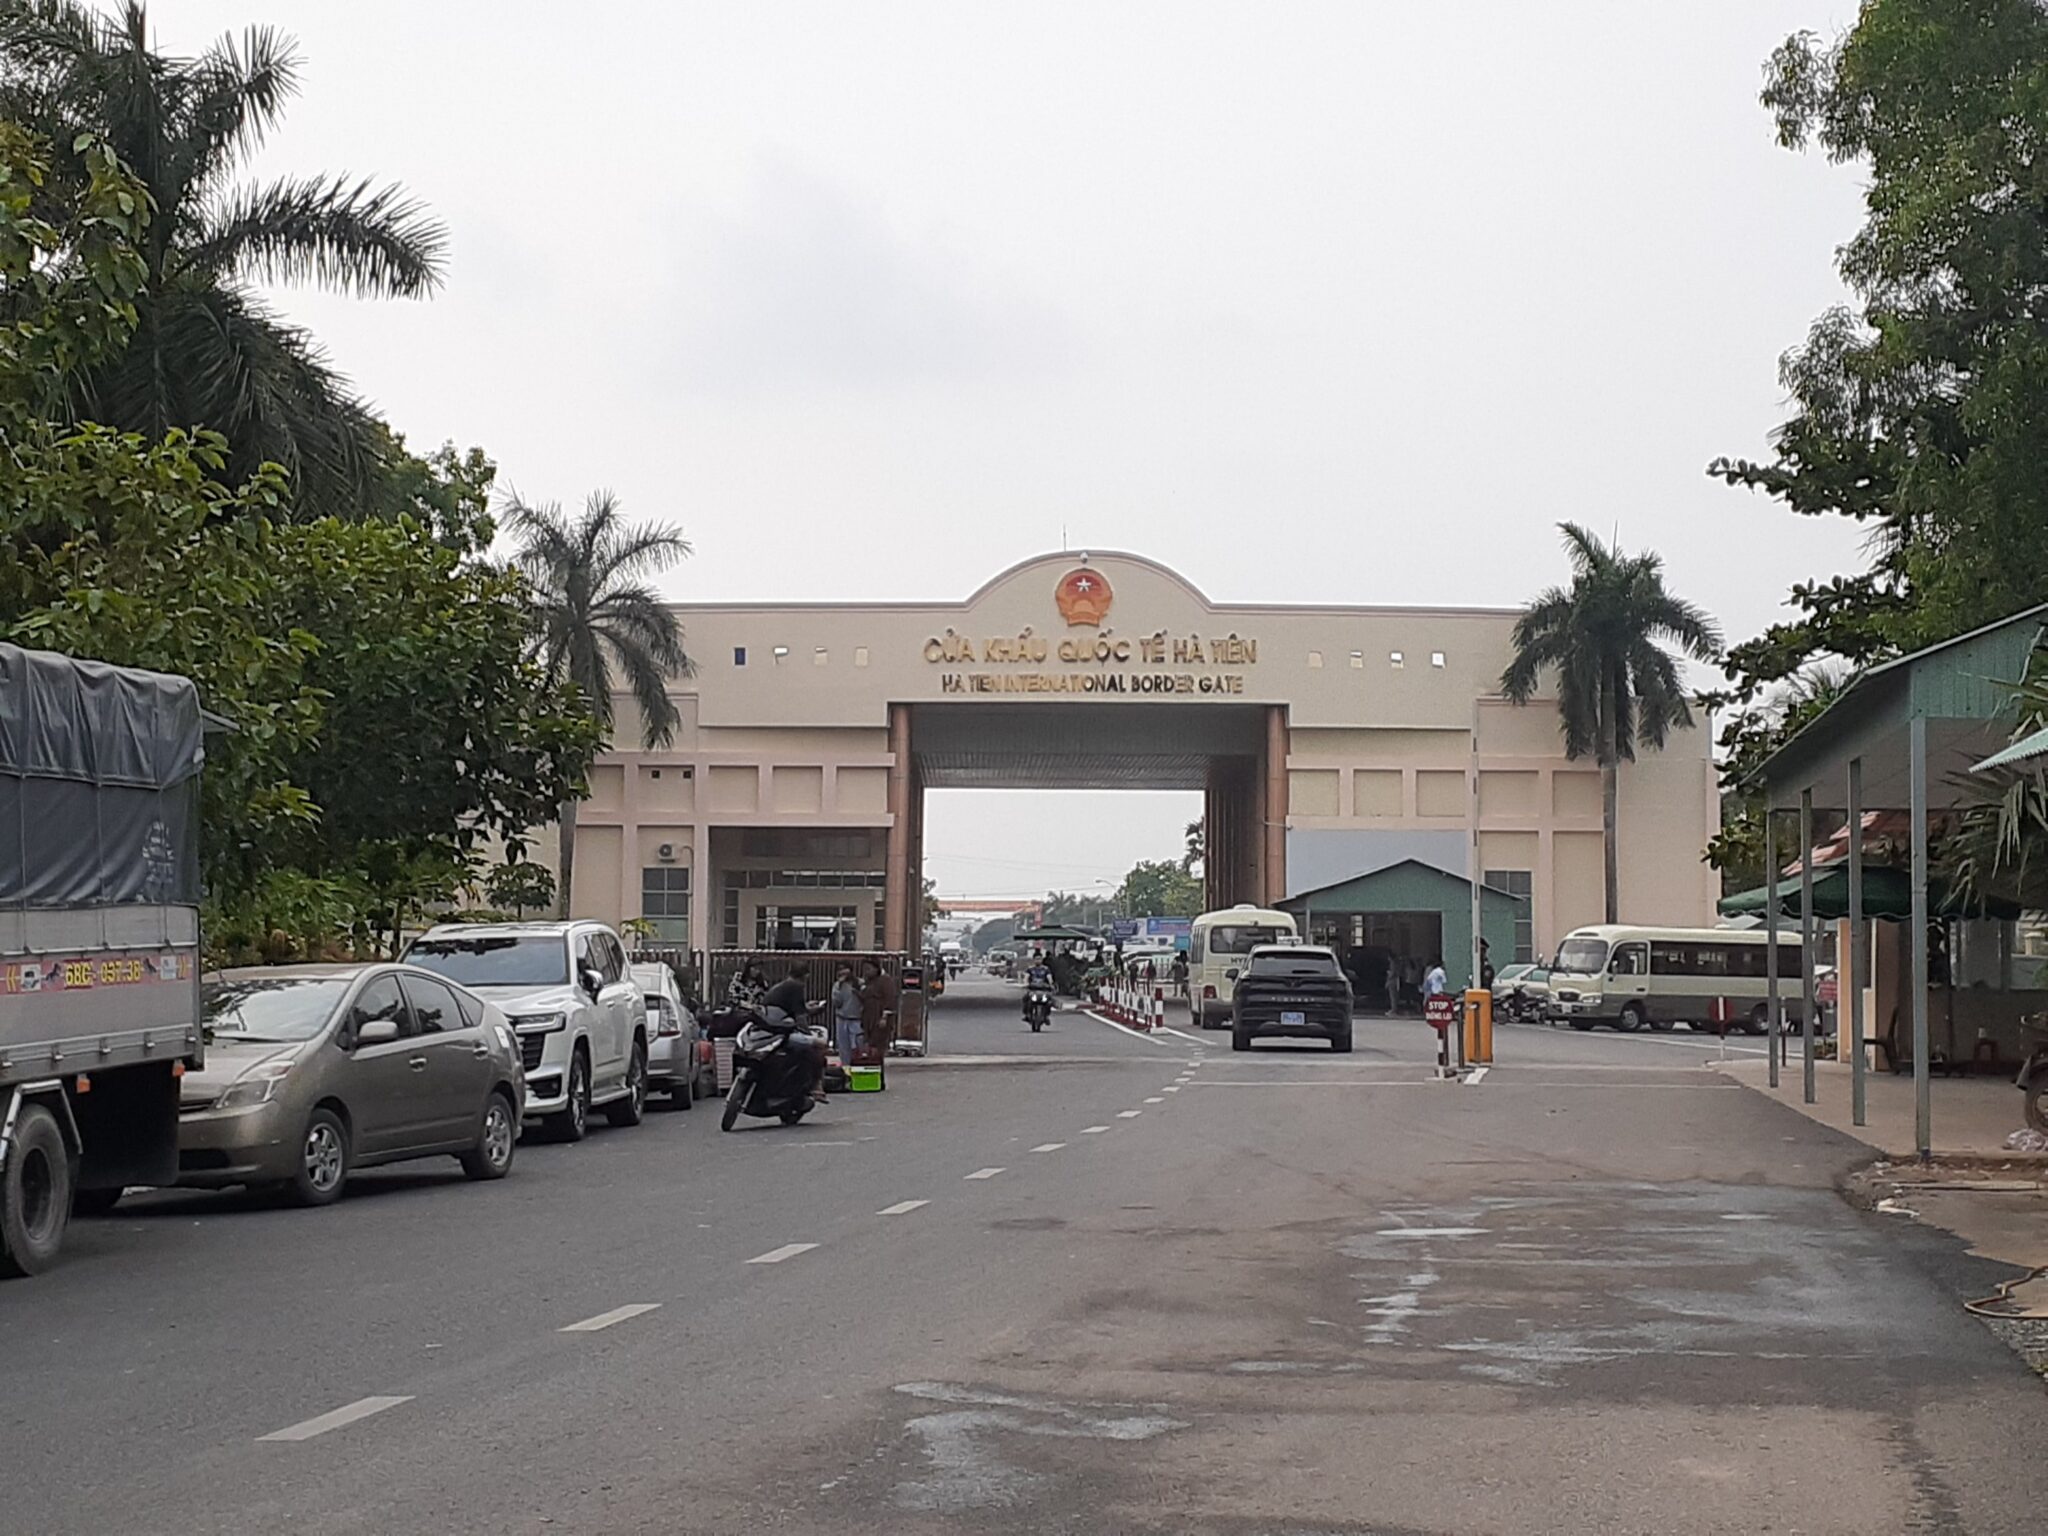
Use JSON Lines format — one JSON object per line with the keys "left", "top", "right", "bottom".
{"left": 2017, "top": 1027, "right": 2048, "bottom": 1134}
{"left": 1024, "top": 987, "right": 1053, "bottom": 1033}
{"left": 721, "top": 1008, "right": 827, "bottom": 1131}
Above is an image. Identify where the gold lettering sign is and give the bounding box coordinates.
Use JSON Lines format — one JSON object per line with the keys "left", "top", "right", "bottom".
{"left": 921, "top": 623, "right": 1259, "bottom": 698}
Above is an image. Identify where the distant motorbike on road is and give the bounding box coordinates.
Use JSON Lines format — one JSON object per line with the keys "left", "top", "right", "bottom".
{"left": 721, "top": 1008, "right": 827, "bottom": 1131}
{"left": 1024, "top": 987, "right": 1053, "bottom": 1032}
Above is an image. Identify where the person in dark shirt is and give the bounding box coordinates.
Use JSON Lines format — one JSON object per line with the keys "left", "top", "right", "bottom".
{"left": 759, "top": 962, "right": 825, "bottom": 1103}
{"left": 761, "top": 962, "right": 810, "bottom": 1021}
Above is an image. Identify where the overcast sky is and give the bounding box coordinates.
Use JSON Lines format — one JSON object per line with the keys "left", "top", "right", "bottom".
{"left": 147, "top": 1, "right": 1867, "bottom": 898}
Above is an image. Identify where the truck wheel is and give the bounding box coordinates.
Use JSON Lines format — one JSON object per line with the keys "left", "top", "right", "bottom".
{"left": 1617, "top": 1004, "right": 1645, "bottom": 1032}
{"left": 289, "top": 1107, "right": 351, "bottom": 1207}
{"left": 604, "top": 1041, "right": 647, "bottom": 1128}
{"left": 0, "top": 1102, "right": 72, "bottom": 1278}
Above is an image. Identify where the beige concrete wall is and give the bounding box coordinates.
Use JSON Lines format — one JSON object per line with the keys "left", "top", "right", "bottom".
{"left": 560, "top": 550, "right": 1720, "bottom": 951}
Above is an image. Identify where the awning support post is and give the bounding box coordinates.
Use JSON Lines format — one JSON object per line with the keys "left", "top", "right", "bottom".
{"left": 1847, "top": 756, "right": 1866, "bottom": 1127}
{"left": 1909, "top": 714, "right": 1931, "bottom": 1161}
{"left": 1765, "top": 794, "right": 1780, "bottom": 1091}
{"left": 1800, "top": 787, "right": 1816, "bottom": 1105}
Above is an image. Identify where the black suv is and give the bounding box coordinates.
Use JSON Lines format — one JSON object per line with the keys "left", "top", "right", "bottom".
{"left": 1230, "top": 945, "right": 1353, "bottom": 1052}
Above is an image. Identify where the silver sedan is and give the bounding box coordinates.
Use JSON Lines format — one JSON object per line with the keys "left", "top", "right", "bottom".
{"left": 176, "top": 964, "right": 526, "bottom": 1206}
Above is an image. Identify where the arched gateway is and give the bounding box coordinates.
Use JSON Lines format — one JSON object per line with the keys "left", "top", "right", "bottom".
{"left": 565, "top": 550, "right": 1718, "bottom": 965}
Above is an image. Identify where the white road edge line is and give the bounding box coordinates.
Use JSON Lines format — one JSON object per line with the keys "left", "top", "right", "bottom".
{"left": 1161, "top": 1086, "right": 1180, "bottom": 1093}
{"left": 258, "top": 1395, "right": 412, "bottom": 1443}
{"left": 965, "top": 1167, "right": 1006, "bottom": 1180}
{"left": 746, "top": 1243, "right": 819, "bottom": 1264}
{"left": 1144, "top": 1096, "right": 1165, "bottom": 1103}
{"left": 561, "top": 1303, "right": 662, "bottom": 1333}
{"left": 1081, "top": 1125, "right": 1110, "bottom": 1134}
{"left": 1030, "top": 1143, "right": 1065, "bottom": 1153}
{"left": 1082, "top": 1009, "right": 1174, "bottom": 1045}
{"left": 1463, "top": 1066, "right": 1489, "bottom": 1085}
{"left": 877, "top": 1200, "right": 929, "bottom": 1216}
{"left": 1159, "top": 1026, "right": 1208, "bottom": 1045}
{"left": 1117, "top": 1109, "right": 1143, "bottom": 1118}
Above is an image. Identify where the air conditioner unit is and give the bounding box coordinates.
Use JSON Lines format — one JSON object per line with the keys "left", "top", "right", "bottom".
{"left": 656, "top": 843, "right": 676, "bottom": 862}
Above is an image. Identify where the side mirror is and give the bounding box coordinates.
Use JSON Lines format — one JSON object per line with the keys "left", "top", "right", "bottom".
{"left": 356, "top": 1019, "right": 400, "bottom": 1047}
{"left": 1225, "top": 967, "right": 1240, "bottom": 982}
{"left": 581, "top": 967, "right": 604, "bottom": 998}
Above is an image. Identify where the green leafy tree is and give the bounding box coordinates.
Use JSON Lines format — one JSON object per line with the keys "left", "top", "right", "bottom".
{"left": 485, "top": 860, "right": 557, "bottom": 920}
{"left": 1501, "top": 524, "right": 1721, "bottom": 923}
{"left": 1037, "top": 891, "right": 1095, "bottom": 927}
{"left": 1, "top": 0, "right": 446, "bottom": 517}
{"left": 508, "top": 489, "right": 692, "bottom": 913}
{"left": 1117, "top": 859, "right": 1203, "bottom": 919}
{"left": 1705, "top": 1, "right": 2048, "bottom": 784}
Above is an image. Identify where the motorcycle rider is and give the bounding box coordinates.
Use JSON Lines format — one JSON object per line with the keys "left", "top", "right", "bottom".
{"left": 1022, "top": 953, "right": 1054, "bottom": 1021}
{"left": 759, "top": 961, "right": 827, "bottom": 1105}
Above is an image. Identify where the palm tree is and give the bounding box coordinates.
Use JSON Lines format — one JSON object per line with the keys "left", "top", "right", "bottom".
{"left": 1501, "top": 524, "right": 1722, "bottom": 923}
{"left": 508, "top": 490, "right": 692, "bottom": 916}
{"left": 0, "top": 0, "right": 445, "bottom": 516}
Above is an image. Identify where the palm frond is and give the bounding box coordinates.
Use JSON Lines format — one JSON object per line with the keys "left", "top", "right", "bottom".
{"left": 187, "top": 172, "right": 444, "bottom": 296}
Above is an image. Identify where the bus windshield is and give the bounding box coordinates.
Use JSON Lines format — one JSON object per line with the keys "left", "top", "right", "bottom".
{"left": 1553, "top": 938, "right": 1610, "bottom": 975}
{"left": 1207, "top": 923, "right": 1291, "bottom": 956}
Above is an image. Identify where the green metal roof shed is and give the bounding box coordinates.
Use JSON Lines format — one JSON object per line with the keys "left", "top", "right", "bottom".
{"left": 1747, "top": 601, "right": 2048, "bottom": 1157}
{"left": 1278, "top": 859, "right": 1523, "bottom": 990}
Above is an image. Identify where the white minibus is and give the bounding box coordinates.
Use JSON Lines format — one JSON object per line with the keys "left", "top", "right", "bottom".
{"left": 1545, "top": 924, "right": 1808, "bottom": 1034}
{"left": 1189, "top": 904, "right": 1299, "bottom": 1027}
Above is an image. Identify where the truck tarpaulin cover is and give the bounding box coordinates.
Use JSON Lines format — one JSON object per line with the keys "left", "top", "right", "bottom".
{"left": 0, "top": 643, "right": 203, "bottom": 907}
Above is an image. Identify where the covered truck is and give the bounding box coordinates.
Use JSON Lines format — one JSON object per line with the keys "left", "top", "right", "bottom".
{"left": 0, "top": 643, "right": 206, "bottom": 1276}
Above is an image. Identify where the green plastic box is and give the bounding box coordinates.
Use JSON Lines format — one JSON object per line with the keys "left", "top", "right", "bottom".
{"left": 847, "top": 1066, "right": 884, "bottom": 1092}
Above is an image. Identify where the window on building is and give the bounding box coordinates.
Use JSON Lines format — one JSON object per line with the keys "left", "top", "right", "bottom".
{"left": 854, "top": 646, "right": 870, "bottom": 667}
{"left": 1349, "top": 650, "right": 1364, "bottom": 668}
{"left": 772, "top": 645, "right": 790, "bottom": 662}
{"left": 1390, "top": 651, "right": 1405, "bottom": 668}
{"left": 814, "top": 647, "right": 828, "bottom": 666}
{"left": 1483, "top": 868, "right": 1535, "bottom": 963}
{"left": 1430, "top": 651, "right": 1446, "bottom": 668}
{"left": 1308, "top": 650, "right": 1323, "bottom": 668}
{"left": 640, "top": 865, "right": 691, "bottom": 943}
{"left": 733, "top": 646, "right": 747, "bottom": 666}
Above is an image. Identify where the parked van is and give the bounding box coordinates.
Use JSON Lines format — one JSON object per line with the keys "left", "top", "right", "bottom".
{"left": 1190, "top": 905, "right": 1300, "bottom": 1027}
{"left": 1545, "top": 925, "right": 1808, "bottom": 1035}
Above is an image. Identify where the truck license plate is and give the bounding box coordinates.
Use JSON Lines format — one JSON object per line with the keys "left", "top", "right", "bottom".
{"left": 1281, "top": 1010, "right": 1305, "bottom": 1026}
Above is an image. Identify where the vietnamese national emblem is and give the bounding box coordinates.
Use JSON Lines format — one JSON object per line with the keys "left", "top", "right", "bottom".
{"left": 1054, "top": 567, "right": 1113, "bottom": 627}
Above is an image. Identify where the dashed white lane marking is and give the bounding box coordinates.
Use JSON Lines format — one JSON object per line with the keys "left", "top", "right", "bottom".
{"left": 965, "top": 1167, "right": 1005, "bottom": 1180}
{"left": 746, "top": 1243, "right": 819, "bottom": 1264}
{"left": 1161, "top": 1086, "right": 1181, "bottom": 1093}
{"left": 1462, "top": 1066, "right": 1489, "bottom": 1085}
{"left": 258, "top": 1395, "right": 412, "bottom": 1443}
{"left": 1117, "top": 1109, "right": 1143, "bottom": 1119}
{"left": 1081, "top": 1125, "right": 1110, "bottom": 1134}
{"left": 1144, "top": 1096, "right": 1165, "bottom": 1103}
{"left": 878, "top": 1200, "right": 929, "bottom": 1216}
{"left": 1030, "top": 1143, "right": 1065, "bottom": 1153}
{"left": 561, "top": 1303, "right": 662, "bottom": 1333}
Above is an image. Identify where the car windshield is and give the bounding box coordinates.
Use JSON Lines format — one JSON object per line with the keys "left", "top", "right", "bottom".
{"left": 406, "top": 934, "right": 568, "bottom": 987}
{"left": 203, "top": 978, "right": 351, "bottom": 1043}
{"left": 1247, "top": 950, "right": 1340, "bottom": 978}
{"left": 1209, "top": 923, "right": 1291, "bottom": 955}
{"left": 1554, "top": 938, "right": 1610, "bottom": 975}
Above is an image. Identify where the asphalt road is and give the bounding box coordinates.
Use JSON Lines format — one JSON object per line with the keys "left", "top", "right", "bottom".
{"left": 5, "top": 972, "right": 2046, "bottom": 1534}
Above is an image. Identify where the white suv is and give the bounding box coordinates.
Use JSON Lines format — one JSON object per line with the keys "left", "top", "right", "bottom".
{"left": 405, "top": 921, "right": 648, "bottom": 1141}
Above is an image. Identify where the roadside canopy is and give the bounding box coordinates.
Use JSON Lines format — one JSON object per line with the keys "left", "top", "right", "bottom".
{"left": 1974, "top": 722, "right": 2048, "bottom": 773}
{"left": 1718, "top": 865, "right": 2021, "bottom": 922}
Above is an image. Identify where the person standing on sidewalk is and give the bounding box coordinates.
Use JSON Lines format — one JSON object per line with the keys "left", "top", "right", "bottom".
{"left": 858, "top": 957, "right": 897, "bottom": 1059}
{"left": 830, "top": 961, "right": 863, "bottom": 1064}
